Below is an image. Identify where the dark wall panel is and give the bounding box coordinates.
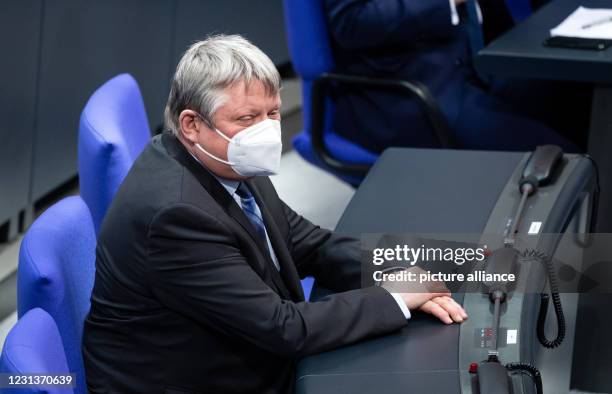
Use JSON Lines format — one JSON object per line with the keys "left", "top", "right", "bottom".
{"left": 31, "top": 0, "right": 174, "bottom": 200}
{"left": 172, "top": 0, "right": 289, "bottom": 69}
{"left": 2, "top": 0, "right": 289, "bottom": 207}
{"left": 0, "top": 1, "right": 42, "bottom": 224}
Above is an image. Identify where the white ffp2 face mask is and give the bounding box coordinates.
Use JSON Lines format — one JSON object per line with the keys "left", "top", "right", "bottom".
{"left": 195, "top": 118, "right": 282, "bottom": 177}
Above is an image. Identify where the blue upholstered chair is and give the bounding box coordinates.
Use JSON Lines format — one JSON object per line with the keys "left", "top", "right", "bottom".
{"left": 506, "top": 0, "right": 532, "bottom": 23}
{"left": 0, "top": 308, "right": 74, "bottom": 394}
{"left": 78, "top": 73, "right": 151, "bottom": 233}
{"left": 17, "top": 196, "right": 96, "bottom": 394}
{"left": 282, "top": 0, "right": 452, "bottom": 185}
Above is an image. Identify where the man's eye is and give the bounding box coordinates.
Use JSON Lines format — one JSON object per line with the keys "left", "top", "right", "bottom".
{"left": 268, "top": 110, "right": 280, "bottom": 117}
{"left": 238, "top": 115, "right": 254, "bottom": 121}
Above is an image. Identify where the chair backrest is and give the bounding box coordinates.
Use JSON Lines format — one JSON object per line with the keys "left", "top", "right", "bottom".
{"left": 0, "top": 308, "right": 73, "bottom": 394}
{"left": 283, "top": 0, "right": 377, "bottom": 184}
{"left": 78, "top": 73, "right": 151, "bottom": 233}
{"left": 506, "top": 0, "right": 532, "bottom": 23}
{"left": 18, "top": 196, "right": 96, "bottom": 394}
{"left": 283, "top": 0, "right": 335, "bottom": 80}
{"left": 283, "top": 0, "right": 336, "bottom": 135}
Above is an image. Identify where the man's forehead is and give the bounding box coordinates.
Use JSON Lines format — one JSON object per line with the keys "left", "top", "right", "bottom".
{"left": 220, "top": 80, "right": 281, "bottom": 109}
{"left": 223, "top": 79, "right": 279, "bottom": 98}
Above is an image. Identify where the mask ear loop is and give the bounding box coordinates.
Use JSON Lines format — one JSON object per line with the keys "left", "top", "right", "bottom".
{"left": 193, "top": 113, "right": 237, "bottom": 166}
{"left": 195, "top": 143, "right": 236, "bottom": 166}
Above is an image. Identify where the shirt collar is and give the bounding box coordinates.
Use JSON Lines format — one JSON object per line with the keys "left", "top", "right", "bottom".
{"left": 215, "top": 175, "right": 240, "bottom": 197}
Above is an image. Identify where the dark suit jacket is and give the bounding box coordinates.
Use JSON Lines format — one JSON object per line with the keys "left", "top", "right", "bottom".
{"left": 82, "top": 133, "right": 407, "bottom": 394}
{"left": 324, "top": 0, "right": 515, "bottom": 153}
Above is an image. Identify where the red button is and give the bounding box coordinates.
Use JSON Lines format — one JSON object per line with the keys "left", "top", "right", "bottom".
{"left": 469, "top": 363, "right": 478, "bottom": 373}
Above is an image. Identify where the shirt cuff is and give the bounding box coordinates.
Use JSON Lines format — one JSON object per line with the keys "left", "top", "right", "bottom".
{"left": 389, "top": 292, "right": 411, "bottom": 320}
{"left": 449, "top": 0, "right": 483, "bottom": 25}
{"left": 449, "top": 0, "right": 460, "bottom": 25}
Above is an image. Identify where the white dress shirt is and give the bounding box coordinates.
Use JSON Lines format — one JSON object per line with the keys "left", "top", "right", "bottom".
{"left": 449, "top": 0, "right": 483, "bottom": 25}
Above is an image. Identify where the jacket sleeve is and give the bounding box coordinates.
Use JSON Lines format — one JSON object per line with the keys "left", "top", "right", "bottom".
{"left": 145, "top": 203, "right": 407, "bottom": 359}
{"left": 325, "top": 0, "right": 458, "bottom": 50}
{"left": 281, "top": 200, "right": 370, "bottom": 293}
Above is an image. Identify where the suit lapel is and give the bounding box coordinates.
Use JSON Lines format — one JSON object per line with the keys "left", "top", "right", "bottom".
{"left": 162, "top": 133, "right": 292, "bottom": 299}
{"left": 248, "top": 179, "right": 305, "bottom": 302}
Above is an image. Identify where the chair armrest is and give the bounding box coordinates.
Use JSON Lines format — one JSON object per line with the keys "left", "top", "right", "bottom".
{"left": 310, "top": 72, "right": 454, "bottom": 176}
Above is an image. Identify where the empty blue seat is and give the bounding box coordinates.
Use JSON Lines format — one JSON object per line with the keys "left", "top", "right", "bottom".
{"left": 0, "top": 308, "right": 73, "bottom": 394}
{"left": 78, "top": 73, "right": 151, "bottom": 233}
{"left": 18, "top": 196, "right": 96, "bottom": 394}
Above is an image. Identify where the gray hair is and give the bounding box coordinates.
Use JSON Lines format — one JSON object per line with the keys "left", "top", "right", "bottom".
{"left": 164, "top": 34, "right": 281, "bottom": 136}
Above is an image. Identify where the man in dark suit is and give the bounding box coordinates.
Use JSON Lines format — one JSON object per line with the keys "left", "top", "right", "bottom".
{"left": 324, "top": 0, "right": 588, "bottom": 154}
{"left": 82, "top": 35, "right": 467, "bottom": 393}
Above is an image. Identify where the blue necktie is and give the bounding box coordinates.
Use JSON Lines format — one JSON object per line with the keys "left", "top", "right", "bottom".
{"left": 236, "top": 183, "right": 279, "bottom": 270}
{"left": 465, "top": 0, "right": 484, "bottom": 58}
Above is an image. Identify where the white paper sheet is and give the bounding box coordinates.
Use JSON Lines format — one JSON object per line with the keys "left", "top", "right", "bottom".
{"left": 551, "top": 6, "right": 612, "bottom": 39}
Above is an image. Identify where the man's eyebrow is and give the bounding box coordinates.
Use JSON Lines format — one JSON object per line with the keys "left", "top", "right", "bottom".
{"left": 231, "top": 103, "right": 281, "bottom": 115}
{"left": 231, "top": 107, "right": 259, "bottom": 116}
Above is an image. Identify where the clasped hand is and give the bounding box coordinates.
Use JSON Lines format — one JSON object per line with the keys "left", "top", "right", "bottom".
{"left": 382, "top": 267, "right": 468, "bottom": 324}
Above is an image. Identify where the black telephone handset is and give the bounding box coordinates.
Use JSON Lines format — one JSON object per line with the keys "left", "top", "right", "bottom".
{"left": 522, "top": 145, "right": 563, "bottom": 187}
{"left": 477, "top": 361, "right": 511, "bottom": 394}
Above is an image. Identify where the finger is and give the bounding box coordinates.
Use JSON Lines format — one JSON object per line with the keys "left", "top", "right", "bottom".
{"left": 445, "top": 297, "right": 468, "bottom": 319}
{"left": 442, "top": 296, "right": 468, "bottom": 319}
{"left": 421, "top": 300, "right": 453, "bottom": 324}
{"left": 433, "top": 297, "right": 466, "bottom": 323}
{"left": 437, "top": 296, "right": 468, "bottom": 320}
{"left": 431, "top": 297, "right": 462, "bottom": 323}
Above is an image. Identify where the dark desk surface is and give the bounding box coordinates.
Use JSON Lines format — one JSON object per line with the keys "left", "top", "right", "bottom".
{"left": 296, "top": 148, "right": 525, "bottom": 394}
{"left": 335, "top": 149, "right": 522, "bottom": 234}
{"left": 297, "top": 317, "right": 462, "bottom": 394}
{"left": 476, "top": 0, "right": 612, "bottom": 83}
{"left": 476, "top": 0, "right": 612, "bottom": 236}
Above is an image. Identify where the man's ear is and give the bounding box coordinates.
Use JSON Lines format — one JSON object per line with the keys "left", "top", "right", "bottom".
{"left": 178, "top": 109, "right": 203, "bottom": 144}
